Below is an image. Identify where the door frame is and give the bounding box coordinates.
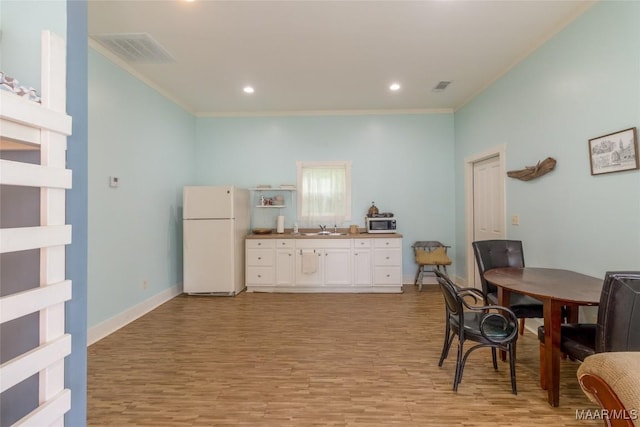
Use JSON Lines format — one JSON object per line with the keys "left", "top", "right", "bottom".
{"left": 464, "top": 144, "right": 507, "bottom": 287}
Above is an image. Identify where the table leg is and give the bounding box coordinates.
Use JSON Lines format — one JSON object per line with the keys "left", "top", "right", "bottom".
{"left": 565, "top": 303, "right": 579, "bottom": 323}
{"left": 543, "top": 299, "right": 563, "bottom": 407}
{"left": 497, "top": 287, "right": 512, "bottom": 362}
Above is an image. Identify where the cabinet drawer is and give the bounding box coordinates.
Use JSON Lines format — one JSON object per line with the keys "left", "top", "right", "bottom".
{"left": 374, "top": 249, "right": 401, "bottom": 266}
{"left": 374, "top": 267, "right": 402, "bottom": 285}
{"left": 246, "top": 239, "right": 275, "bottom": 249}
{"left": 296, "top": 239, "right": 351, "bottom": 249}
{"left": 246, "top": 267, "right": 273, "bottom": 285}
{"left": 246, "top": 249, "right": 274, "bottom": 266}
{"left": 354, "top": 239, "right": 372, "bottom": 248}
{"left": 276, "top": 239, "right": 294, "bottom": 248}
{"left": 374, "top": 238, "right": 401, "bottom": 249}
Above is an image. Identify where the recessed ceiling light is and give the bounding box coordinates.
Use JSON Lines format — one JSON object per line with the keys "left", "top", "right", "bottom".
{"left": 243, "top": 86, "right": 255, "bottom": 94}
{"left": 389, "top": 83, "right": 401, "bottom": 91}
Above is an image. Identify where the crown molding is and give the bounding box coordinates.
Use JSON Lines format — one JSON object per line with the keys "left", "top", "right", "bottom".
{"left": 196, "top": 108, "right": 453, "bottom": 118}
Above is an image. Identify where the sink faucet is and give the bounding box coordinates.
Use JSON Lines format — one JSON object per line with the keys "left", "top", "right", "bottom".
{"left": 333, "top": 224, "right": 338, "bottom": 233}
{"left": 318, "top": 224, "right": 330, "bottom": 235}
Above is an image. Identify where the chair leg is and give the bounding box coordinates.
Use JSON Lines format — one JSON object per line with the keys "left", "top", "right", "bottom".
{"left": 519, "top": 318, "right": 525, "bottom": 335}
{"left": 453, "top": 341, "right": 464, "bottom": 391}
{"left": 500, "top": 340, "right": 517, "bottom": 362}
{"left": 439, "top": 327, "right": 454, "bottom": 367}
{"left": 491, "top": 347, "right": 498, "bottom": 370}
{"left": 509, "top": 344, "right": 518, "bottom": 395}
{"left": 414, "top": 265, "right": 421, "bottom": 286}
{"left": 539, "top": 341, "right": 547, "bottom": 390}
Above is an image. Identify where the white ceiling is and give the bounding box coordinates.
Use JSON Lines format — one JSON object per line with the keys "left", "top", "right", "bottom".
{"left": 88, "top": 1, "right": 594, "bottom": 116}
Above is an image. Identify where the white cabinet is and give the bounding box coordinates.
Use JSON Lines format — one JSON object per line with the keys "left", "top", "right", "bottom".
{"left": 246, "top": 236, "right": 402, "bottom": 293}
{"left": 246, "top": 239, "right": 275, "bottom": 286}
{"left": 323, "top": 247, "right": 352, "bottom": 286}
{"left": 353, "top": 239, "right": 372, "bottom": 286}
{"left": 275, "top": 239, "right": 295, "bottom": 286}
{"left": 294, "top": 239, "right": 351, "bottom": 287}
{"left": 295, "top": 249, "right": 323, "bottom": 286}
{"left": 373, "top": 238, "right": 402, "bottom": 286}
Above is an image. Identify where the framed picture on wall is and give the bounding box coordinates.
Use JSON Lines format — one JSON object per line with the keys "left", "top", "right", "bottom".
{"left": 589, "top": 127, "right": 639, "bottom": 175}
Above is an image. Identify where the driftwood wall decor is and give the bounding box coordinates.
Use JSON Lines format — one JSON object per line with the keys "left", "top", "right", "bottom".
{"left": 507, "top": 157, "right": 556, "bottom": 181}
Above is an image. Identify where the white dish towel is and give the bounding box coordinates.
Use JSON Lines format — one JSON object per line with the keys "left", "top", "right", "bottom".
{"left": 302, "top": 251, "right": 318, "bottom": 274}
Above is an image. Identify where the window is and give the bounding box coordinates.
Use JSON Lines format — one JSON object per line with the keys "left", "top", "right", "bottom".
{"left": 296, "top": 161, "right": 352, "bottom": 226}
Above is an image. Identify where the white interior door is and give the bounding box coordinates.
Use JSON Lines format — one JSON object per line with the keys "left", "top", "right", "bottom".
{"left": 467, "top": 151, "right": 505, "bottom": 288}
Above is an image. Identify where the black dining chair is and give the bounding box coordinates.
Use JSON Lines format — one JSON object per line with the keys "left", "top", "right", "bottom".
{"left": 538, "top": 271, "right": 640, "bottom": 389}
{"left": 472, "top": 240, "right": 544, "bottom": 335}
{"left": 434, "top": 269, "right": 519, "bottom": 394}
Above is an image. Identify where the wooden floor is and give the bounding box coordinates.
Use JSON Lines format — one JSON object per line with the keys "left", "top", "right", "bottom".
{"left": 87, "top": 285, "right": 600, "bottom": 426}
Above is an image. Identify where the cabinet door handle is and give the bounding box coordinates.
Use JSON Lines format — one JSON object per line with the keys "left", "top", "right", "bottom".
{"left": 386, "top": 274, "right": 391, "bottom": 277}
{"left": 258, "top": 257, "right": 262, "bottom": 260}
{"left": 386, "top": 256, "right": 390, "bottom": 260}
{"left": 257, "top": 274, "right": 262, "bottom": 278}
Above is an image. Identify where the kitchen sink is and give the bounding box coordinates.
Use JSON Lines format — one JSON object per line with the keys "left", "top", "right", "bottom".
{"left": 302, "top": 232, "right": 347, "bottom": 236}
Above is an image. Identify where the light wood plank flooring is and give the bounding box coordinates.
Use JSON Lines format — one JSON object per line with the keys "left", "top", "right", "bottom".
{"left": 88, "top": 285, "right": 599, "bottom": 426}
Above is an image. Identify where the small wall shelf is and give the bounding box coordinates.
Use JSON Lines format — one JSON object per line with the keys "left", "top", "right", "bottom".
{"left": 249, "top": 186, "right": 297, "bottom": 229}
{"left": 249, "top": 187, "right": 296, "bottom": 191}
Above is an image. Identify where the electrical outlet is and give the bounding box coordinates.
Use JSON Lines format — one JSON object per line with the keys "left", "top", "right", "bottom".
{"left": 511, "top": 215, "right": 520, "bottom": 226}
{"left": 142, "top": 280, "right": 148, "bottom": 289}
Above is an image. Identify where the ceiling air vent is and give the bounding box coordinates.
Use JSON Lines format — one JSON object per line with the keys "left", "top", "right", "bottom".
{"left": 91, "top": 33, "right": 175, "bottom": 64}
{"left": 432, "top": 81, "right": 452, "bottom": 92}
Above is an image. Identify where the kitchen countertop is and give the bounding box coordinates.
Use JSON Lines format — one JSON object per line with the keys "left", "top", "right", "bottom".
{"left": 246, "top": 230, "right": 402, "bottom": 239}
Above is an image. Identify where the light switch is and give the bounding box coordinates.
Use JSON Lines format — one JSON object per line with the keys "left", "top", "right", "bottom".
{"left": 109, "top": 176, "right": 120, "bottom": 188}
{"left": 511, "top": 215, "right": 520, "bottom": 225}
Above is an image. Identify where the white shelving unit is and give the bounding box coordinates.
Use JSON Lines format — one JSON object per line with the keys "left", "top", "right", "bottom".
{"left": 249, "top": 187, "right": 297, "bottom": 230}
{"left": 250, "top": 187, "right": 296, "bottom": 206}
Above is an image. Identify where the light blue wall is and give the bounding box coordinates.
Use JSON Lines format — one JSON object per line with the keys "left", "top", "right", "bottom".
{"left": 66, "top": 2, "right": 88, "bottom": 425}
{"left": 88, "top": 49, "right": 196, "bottom": 327}
{"left": 0, "top": 0, "right": 66, "bottom": 90}
{"left": 454, "top": 1, "right": 640, "bottom": 280}
{"left": 196, "top": 113, "right": 456, "bottom": 276}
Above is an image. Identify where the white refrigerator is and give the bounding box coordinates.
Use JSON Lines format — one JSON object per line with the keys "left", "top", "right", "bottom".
{"left": 183, "top": 186, "right": 250, "bottom": 295}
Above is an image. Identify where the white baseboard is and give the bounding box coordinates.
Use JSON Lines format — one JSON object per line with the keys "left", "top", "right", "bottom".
{"left": 404, "top": 273, "right": 439, "bottom": 287}
{"left": 524, "top": 318, "right": 543, "bottom": 335}
{"left": 87, "top": 284, "right": 182, "bottom": 346}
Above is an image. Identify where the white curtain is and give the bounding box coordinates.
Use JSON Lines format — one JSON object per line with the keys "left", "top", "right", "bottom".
{"left": 299, "top": 164, "right": 347, "bottom": 228}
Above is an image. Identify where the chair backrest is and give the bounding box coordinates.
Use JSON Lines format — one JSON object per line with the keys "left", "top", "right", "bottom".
{"left": 435, "top": 271, "right": 463, "bottom": 319}
{"left": 596, "top": 271, "right": 640, "bottom": 353}
{"left": 472, "top": 240, "right": 525, "bottom": 297}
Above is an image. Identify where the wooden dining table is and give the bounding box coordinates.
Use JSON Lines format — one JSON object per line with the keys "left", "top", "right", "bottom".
{"left": 483, "top": 267, "right": 602, "bottom": 407}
